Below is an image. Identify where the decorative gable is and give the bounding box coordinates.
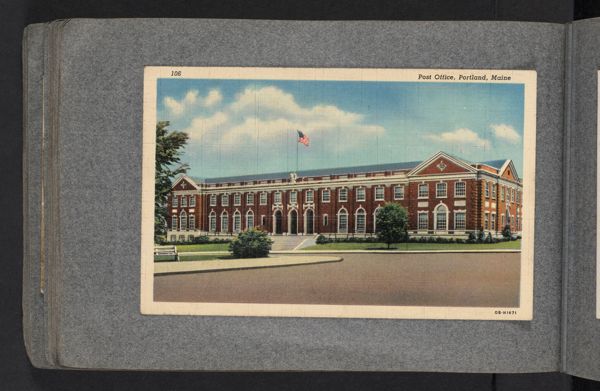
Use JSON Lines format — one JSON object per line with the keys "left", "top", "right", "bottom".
{"left": 172, "top": 176, "right": 199, "bottom": 191}
{"left": 408, "top": 152, "right": 476, "bottom": 176}
{"left": 499, "top": 160, "right": 520, "bottom": 182}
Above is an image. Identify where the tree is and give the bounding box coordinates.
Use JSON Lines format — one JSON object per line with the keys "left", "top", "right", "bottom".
{"left": 155, "top": 121, "right": 189, "bottom": 243}
{"left": 229, "top": 228, "right": 274, "bottom": 258}
{"left": 375, "top": 203, "right": 409, "bottom": 249}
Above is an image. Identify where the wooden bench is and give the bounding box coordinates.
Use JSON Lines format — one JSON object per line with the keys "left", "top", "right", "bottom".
{"left": 154, "top": 245, "right": 180, "bottom": 262}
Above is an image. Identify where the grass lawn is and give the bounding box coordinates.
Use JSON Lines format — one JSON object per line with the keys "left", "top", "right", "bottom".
{"left": 175, "top": 243, "right": 230, "bottom": 252}
{"left": 155, "top": 253, "right": 234, "bottom": 262}
{"left": 302, "top": 240, "right": 521, "bottom": 251}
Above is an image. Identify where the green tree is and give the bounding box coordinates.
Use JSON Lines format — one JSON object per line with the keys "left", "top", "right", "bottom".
{"left": 375, "top": 203, "right": 409, "bottom": 249}
{"left": 229, "top": 229, "right": 274, "bottom": 258}
{"left": 155, "top": 121, "right": 189, "bottom": 243}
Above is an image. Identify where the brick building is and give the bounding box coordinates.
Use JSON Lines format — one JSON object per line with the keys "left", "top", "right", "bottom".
{"left": 165, "top": 151, "right": 523, "bottom": 241}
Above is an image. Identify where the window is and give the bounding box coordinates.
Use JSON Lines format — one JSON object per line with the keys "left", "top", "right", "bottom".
{"left": 356, "top": 188, "right": 366, "bottom": 202}
{"left": 323, "top": 214, "right": 329, "bottom": 227}
{"left": 435, "top": 205, "right": 447, "bottom": 230}
{"left": 455, "top": 182, "right": 466, "bottom": 197}
{"left": 436, "top": 182, "right": 447, "bottom": 198}
{"left": 454, "top": 212, "right": 466, "bottom": 230}
{"left": 188, "top": 235, "right": 194, "bottom": 242}
{"left": 170, "top": 235, "right": 176, "bottom": 242}
{"left": 179, "top": 235, "right": 185, "bottom": 242}
{"left": 246, "top": 193, "right": 254, "bottom": 205}
{"left": 260, "top": 192, "right": 267, "bottom": 205}
{"left": 322, "top": 189, "right": 331, "bottom": 202}
{"left": 501, "top": 215, "right": 505, "bottom": 227}
{"left": 181, "top": 195, "right": 188, "bottom": 207}
{"left": 492, "top": 184, "right": 496, "bottom": 199}
{"left": 338, "top": 188, "right": 348, "bottom": 202}
{"left": 501, "top": 187, "right": 505, "bottom": 201}
{"left": 418, "top": 184, "right": 429, "bottom": 198}
{"left": 290, "top": 191, "right": 298, "bottom": 204}
{"left": 516, "top": 209, "right": 520, "bottom": 230}
{"left": 209, "top": 212, "right": 216, "bottom": 232}
{"left": 484, "top": 212, "right": 489, "bottom": 230}
{"left": 171, "top": 215, "right": 178, "bottom": 230}
{"left": 355, "top": 208, "right": 366, "bottom": 233}
{"left": 511, "top": 188, "right": 515, "bottom": 203}
{"left": 234, "top": 193, "right": 241, "bottom": 206}
{"left": 337, "top": 209, "right": 348, "bottom": 233}
{"left": 418, "top": 212, "right": 428, "bottom": 230}
{"left": 246, "top": 211, "right": 254, "bottom": 230}
{"left": 516, "top": 191, "right": 520, "bottom": 204}
{"left": 189, "top": 195, "right": 196, "bottom": 207}
{"left": 221, "top": 194, "right": 229, "bottom": 206}
{"left": 233, "top": 211, "right": 241, "bottom": 232}
{"left": 210, "top": 194, "right": 216, "bottom": 206}
{"left": 373, "top": 207, "right": 381, "bottom": 232}
{"left": 374, "top": 187, "right": 385, "bottom": 201}
{"left": 180, "top": 211, "right": 187, "bottom": 231}
{"left": 261, "top": 216, "right": 267, "bottom": 226}
{"left": 394, "top": 185, "right": 404, "bottom": 200}
{"left": 274, "top": 191, "right": 282, "bottom": 204}
{"left": 491, "top": 213, "right": 496, "bottom": 231}
{"left": 172, "top": 195, "right": 179, "bottom": 207}
{"left": 306, "top": 190, "right": 314, "bottom": 203}
{"left": 189, "top": 214, "right": 195, "bottom": 230}
{"left": 484, "top": 182, "right": 489, "bottom": 198}
{"left": 221, "top": 212, "right": 228, "bottom": 232}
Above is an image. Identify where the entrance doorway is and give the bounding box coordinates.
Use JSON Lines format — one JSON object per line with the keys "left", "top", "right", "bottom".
{"left": 274, "top": 210, "right": 283, "bottom": 234}
{"left": 290, "top": 210, "right": 298, "bottom": 235}
{"left": 305, "top": 209, "right": 314, "bottom": 234}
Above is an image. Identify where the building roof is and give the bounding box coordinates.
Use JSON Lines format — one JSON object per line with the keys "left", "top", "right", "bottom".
{"left": 177, "top": 152, "right": 514, "bottom": 186}
{"left": 480, "top": 159, "right": 508, "bottom": 170}
{"left": 194, "top": 161, "right": 422, "bottom": 185}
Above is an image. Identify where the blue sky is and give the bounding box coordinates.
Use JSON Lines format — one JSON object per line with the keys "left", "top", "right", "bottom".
{"left": 156, "top": 78, "right": 525, "bottom": 179}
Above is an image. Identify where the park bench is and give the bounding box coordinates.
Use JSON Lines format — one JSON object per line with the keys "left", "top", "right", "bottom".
{"left": 154, "top": 245, "right": 180, "bottom": 262}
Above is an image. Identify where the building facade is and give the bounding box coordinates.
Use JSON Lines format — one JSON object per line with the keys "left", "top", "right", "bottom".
{"left": 165, "top": 151, "right": 523, "bottom": 242}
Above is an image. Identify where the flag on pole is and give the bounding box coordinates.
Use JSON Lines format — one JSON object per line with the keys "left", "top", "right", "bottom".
{"left": 297, "top": 130, "right": 310, "bottom": 146}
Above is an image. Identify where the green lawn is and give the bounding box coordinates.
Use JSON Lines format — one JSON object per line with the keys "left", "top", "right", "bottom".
{"left": 175, "top": 243, "right": 230, "bottom": 252}
{"left": 302, "top": 240, "right": 521, "bottom": 251}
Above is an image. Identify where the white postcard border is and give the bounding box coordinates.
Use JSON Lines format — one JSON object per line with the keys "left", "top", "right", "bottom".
{"left": 141, "top": 66, "right": 537, "bottom": 320}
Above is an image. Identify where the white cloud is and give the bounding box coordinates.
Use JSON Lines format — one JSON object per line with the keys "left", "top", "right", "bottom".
{"left": 185, "top": 112, "right": 228, "bottom": 140}
{"left": 424, "top": 128, "right": 491, "bottom": 150}
{"left": 163, "top": 89, "right": 222, "bottom": 116}
{"left": 491, "top": 124, "right": 520, "bottom": 143}
{"left": 202, "top": 89, "right": 222, "bottom": 107}
{"left": 185, "top": 85, "right": 384, "bottom": 153}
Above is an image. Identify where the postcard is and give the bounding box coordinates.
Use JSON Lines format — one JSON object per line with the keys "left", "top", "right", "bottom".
{"left": 141, "top": 66, "right": 536, "bottom": 320}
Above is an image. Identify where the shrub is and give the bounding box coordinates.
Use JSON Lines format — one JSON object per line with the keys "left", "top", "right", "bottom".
{"left": 228, "top": 229, "right": 273, "bottom": 258}
{"left": 485, "top": 232, "right": 493, "bottom": 244}
{"left": 316, "top": 234, "right": 329, "bottom": 245}
{"left": 502, "top": 225, "right": 511, "bottom": 239}
{"left": 468, "top": 232, "right": 476, "bottom": 241}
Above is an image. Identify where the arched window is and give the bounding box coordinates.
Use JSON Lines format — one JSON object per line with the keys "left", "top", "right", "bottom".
{"left": 246, "top": 210, "right": 254, "bottom": 230}
{"left": 220, "top": 211, "right": 229, "bottom": 232}
{"left": 189, "top": 214, "right": 195, "bottom": 230}
{"left": 171, "top": 215, "right": 178, "bottom": 231}
{"left": 209, "top": 211, "right": 216, "bottom": 232}
{"left": 233, "top": 211, "right": 241, "bottom": 232}
{"left": 337, "top": 208, "right": 348, "bottom": 233}
{"left": 373, "top": 206, "right": 382, "bottom": 233}
{"left": 355, "top": 207, "right": 366, "bottom": 233}
{"left": 179, "top": 210, "right": 187, "bottom": 231}
{"left": 434, "top": 204, "right": 448, "bottom": 231}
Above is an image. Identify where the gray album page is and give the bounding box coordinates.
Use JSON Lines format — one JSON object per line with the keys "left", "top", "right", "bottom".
{"left": 565, "top": 18, "right": 600, "bottom": 381}
{"left": 46, "top": 19, "right": 565, "bottom": 371}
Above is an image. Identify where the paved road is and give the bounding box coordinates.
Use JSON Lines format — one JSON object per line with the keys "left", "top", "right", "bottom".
{"left": 154, "top": 252, "right": 520, "bottom": 308}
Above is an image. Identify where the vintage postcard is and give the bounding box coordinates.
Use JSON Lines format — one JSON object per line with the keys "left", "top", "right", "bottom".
{"left": 141, "top": 67, "right": 536, "bottom": 320}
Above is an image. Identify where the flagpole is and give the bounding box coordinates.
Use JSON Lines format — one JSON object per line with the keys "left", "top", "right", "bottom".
{"left": 296, "top": 132, "right": 299, "bottom": 173}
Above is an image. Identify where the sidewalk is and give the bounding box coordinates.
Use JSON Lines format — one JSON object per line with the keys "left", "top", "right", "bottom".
{"left": 154, "top": 255, "right": 342, "bottom": 275}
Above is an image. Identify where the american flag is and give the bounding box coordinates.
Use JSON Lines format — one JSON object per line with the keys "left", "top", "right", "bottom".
{"left": 297, "top": 130, "right": 310, "bottom": 146}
